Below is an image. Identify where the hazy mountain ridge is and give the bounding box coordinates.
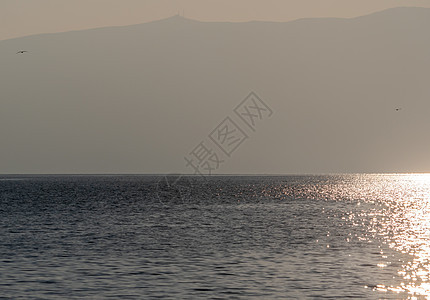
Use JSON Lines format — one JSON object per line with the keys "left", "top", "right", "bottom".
{"left": 1, "top": 6, "right": 428, "bottom": 42}
{"left": 1, "top": 7, "right": 429, "bottom": 173}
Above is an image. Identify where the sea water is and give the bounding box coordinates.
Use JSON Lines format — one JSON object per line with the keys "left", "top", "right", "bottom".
{"left": 1, "top": 174, "right": 430, "bottom": 299}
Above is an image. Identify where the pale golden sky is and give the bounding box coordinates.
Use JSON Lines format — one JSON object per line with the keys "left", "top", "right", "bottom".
{"left": 1, "top": 3, "right": 430, "bottom": 173}
{"left": 1, "top": 0, "right": 430, "bottom": 41}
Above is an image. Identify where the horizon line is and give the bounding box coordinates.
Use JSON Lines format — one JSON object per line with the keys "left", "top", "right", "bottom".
{"left": 1, "top": 172, "right": 430, "bottom": 176}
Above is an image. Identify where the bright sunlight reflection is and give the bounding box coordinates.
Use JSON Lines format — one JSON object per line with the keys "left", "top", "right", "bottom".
{"left": 286, "top": 173, "right": 430, "bottom": 298}
{"left": 373, "top": 174, "right": 430, "bottom": 298}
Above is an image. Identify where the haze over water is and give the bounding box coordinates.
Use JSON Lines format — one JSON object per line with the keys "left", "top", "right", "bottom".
{"left": 1, "top": 174, "right": 430, "bottom": 298}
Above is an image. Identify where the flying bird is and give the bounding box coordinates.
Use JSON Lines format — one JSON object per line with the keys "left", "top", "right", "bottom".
{"left": 16, "top": 50, "right": 28, "bottom": 54}
{"left": 395, "top": 108, "right": 401, "bottom": 111}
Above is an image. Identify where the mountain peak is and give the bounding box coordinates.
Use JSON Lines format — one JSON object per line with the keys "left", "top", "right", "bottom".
{"left": 160, "top": 14, "right": 195, "bottom": 23}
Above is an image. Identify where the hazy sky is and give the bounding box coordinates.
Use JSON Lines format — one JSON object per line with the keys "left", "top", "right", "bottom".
{"left": 1, "top": 6, "right": 430, "bottom": 174}
{"left": 2, "top": 0, "right": 430, "bottom": 41}
{"left": 1, "top": 3, "right": 430, "bottom": 174}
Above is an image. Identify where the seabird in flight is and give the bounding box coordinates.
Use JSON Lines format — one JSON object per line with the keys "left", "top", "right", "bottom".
{"left": 16, "top": 50, "right": 28, "bottom": 54}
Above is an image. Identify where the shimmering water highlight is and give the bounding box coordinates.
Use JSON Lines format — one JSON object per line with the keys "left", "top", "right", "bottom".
{"left": 1, "top": 174, "right": 430, "bottom": 299}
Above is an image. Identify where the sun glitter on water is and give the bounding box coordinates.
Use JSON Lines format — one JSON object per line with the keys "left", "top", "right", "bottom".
{"left": 373, "top": 174, "right": 430, "bottom": 298}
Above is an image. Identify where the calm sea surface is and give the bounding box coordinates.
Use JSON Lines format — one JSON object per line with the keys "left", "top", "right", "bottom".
{"left": 1, "top": 174, "right": 430, "bottom": 299}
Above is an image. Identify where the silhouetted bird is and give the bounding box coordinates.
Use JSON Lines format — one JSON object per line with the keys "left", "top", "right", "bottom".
{"left": 16, "top": 50, "right": 28, "bottom": 54}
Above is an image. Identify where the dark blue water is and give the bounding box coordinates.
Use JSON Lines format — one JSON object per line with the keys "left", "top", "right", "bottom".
{"left": 1, "top": 175, "right": 428, "bottom": 299}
